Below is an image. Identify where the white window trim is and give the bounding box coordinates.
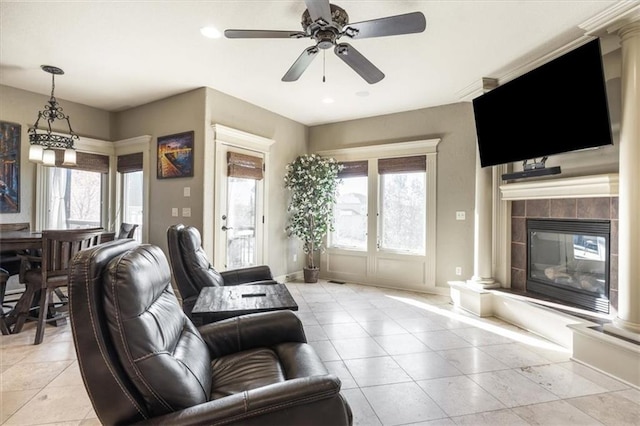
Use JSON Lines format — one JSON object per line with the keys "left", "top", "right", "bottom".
{"left": 114, "top": 135, "right": 152, "bottom": 242}
{"left": 203, "top": 124, "right": 275, "bottom": 262}
{"left": 35, "top": 135, "right": 115, "bottom": 231}
{"left": 317, "top": 138, "right": 440, "bottom": 292}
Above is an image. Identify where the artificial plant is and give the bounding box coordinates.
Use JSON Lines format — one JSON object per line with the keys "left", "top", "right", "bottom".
{"left": 284, "top": 154, "right": 342, "bottom": 270}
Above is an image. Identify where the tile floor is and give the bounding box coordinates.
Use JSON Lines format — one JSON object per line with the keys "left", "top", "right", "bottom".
{"left": 1, "top": 279, "right": 639, "bottom": 425}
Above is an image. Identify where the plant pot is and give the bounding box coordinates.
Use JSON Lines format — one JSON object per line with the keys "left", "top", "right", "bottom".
{"left": 303, "top": 267, "right": 319, "bottom": 283}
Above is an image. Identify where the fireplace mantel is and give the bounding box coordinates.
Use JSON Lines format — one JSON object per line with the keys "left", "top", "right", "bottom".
{"left": 500, "top": 173, "right": 619, "bottom": 201}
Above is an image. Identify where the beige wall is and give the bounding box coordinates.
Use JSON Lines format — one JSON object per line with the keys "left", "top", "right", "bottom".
{"left": 205, "top": 88, "right": 308, "bottom": 277}
{"left": 112, "top": 87, "right": 307, "bottom": 277}
{"left": 112, "top": 88, "right": 207, "bottom": 255}
{"left": 309, "top": 102, "right": 478, "bottom": 288}
{"left": 0, "top": 85, "right": 112, "bottom": 226}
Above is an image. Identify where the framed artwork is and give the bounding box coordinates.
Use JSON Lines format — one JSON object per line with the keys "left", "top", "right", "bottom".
{"left": 157, "top": 130, "right": 194, "bottom": 179}
{"left": 0, "top": 121, "right": 21, "bottom": 213}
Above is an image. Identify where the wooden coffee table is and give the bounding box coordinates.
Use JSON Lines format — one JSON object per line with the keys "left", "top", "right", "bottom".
{"left": 191, "top": 284, "right": 298, "bottom": 324}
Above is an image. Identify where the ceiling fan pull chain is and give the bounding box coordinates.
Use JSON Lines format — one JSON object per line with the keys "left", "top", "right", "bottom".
{"left": 323, "top": 50, "right": 326, "bottom": 83}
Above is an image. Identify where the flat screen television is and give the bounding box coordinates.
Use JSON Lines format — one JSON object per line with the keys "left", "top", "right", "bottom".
{"left": 472, "top": 38, "right": 613, "bottom": 169}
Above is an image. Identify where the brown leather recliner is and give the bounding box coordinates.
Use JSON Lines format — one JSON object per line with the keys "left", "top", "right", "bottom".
{"left": 167, "top": 223, "right": 278, "bottom": 320}
{"left": 69, "top": 239, "right": 352, "bottom": 425}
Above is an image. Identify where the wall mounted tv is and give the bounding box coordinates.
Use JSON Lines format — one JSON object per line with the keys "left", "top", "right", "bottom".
{"left": 472, "top": 38, "right": 613, "bottom": 172}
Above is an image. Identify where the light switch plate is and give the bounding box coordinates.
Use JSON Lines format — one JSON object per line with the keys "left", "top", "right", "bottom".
{"left": 184, "top": 187, "right": 190, "bottom": 197}
{"left": 182, "top": 207, "right": 191, "bottom": 217}
{"left": 171, "top": 208, "right": 179, "bottom": 217}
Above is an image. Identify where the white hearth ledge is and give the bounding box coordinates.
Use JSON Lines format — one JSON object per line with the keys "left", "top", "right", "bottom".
{"left": 500, "top": 173, "right": 619, "bottom": 200}
{"left": 448, "top": 281, "right": 640, "bottom": 387}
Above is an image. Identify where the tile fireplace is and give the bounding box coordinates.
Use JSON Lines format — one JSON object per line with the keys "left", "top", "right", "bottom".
{"left": 527, "top": 218, "right": 610, "bottom": 313}
{"left": 511, "top": 197, "right": 618, "bottom": 314}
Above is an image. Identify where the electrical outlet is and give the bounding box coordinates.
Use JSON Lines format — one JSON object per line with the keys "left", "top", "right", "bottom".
{"left": 455, "top": 267, "right": 462, "bottom": 276}
{"left": 456, "top": 211, "right": 466, "bottom": 220}
{"left": 182, "top": 207, "right": 191, "bottom": 217}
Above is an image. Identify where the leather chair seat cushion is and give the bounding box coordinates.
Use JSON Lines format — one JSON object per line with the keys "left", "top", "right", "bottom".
{"left": 210, "top": 342, "right": 330, "bottom": 400}
{"left": 210, "top": 348, "right": 285, "bottom": 399}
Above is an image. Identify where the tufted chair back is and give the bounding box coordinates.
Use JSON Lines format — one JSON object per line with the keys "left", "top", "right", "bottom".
{"left": 167, "top": 224, "right": 224, "bottom": 311}
{"left": 69, "top": 240, "right": 211, "bottom": 424}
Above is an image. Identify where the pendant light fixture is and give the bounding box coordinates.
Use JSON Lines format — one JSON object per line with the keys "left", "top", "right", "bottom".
{"left": 28, "top": 65, "right": 78, "bottom": 166}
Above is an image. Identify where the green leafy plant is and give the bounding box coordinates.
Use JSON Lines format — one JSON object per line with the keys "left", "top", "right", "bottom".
{"left": 284, "top": 154, "right": 342, "bottom": 270}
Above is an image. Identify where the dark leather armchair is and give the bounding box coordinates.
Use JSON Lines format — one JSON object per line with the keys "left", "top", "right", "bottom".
{"left": 69, "top": 239, "right": 352, "bottom": 425}
{"left": 167, "top": 223, "right": 278, "bottom": 319}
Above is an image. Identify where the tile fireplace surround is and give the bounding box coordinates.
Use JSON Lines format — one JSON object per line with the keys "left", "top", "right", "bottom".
{"left": 451, "top": 173, "right": 638, "bottom": 387}
{"left": 510, "top": 196, "right": 618, "bottom": 313}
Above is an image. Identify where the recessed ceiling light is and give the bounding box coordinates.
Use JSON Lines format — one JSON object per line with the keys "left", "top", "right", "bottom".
{"left": 200, "top": 26, "right": 221, "bottom": 39}
{"left": 356, "top": 91, "right": 370, "bottom": 97}
{"left": 322, "top": 97, "right": 335, "bottom": 104}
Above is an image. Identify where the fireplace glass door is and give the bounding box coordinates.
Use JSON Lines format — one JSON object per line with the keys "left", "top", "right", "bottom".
{"left": 527, "top": 219, "right": 610, "bottom": 313}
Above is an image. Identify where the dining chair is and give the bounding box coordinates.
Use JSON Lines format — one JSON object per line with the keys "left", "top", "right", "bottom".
{"left": 0, "top": 268, "right": 11, "bottom": 335}
{"left": 116, "top": 222, "right": 138, "bottom": 239}
{"left": 0, "top": 222, "right": 31, "bottom": 277}
{"left": 18, "top": 228, "right": 103, "bottom": 344}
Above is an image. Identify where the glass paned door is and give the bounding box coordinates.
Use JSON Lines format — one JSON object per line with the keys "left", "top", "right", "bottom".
{"left": 215, "top": 145, "right": 265, "bottom": 270}
{"left": 225, "top": 177, "right": 257, "bottom": 269}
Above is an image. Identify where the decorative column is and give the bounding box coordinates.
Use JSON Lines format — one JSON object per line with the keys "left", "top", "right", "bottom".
{"left": 468, "top": 144, "right": 498, "bottom": 289}
{"left": 448, "top": 141, "right": 499, "bottom": 317}
{"left": 606, "top": 19, "right": 640, "bottom": 341}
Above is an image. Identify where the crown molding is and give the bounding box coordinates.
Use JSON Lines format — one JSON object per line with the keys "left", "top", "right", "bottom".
{"left": 457, "top": 2, "right": 639, "bottom": 102}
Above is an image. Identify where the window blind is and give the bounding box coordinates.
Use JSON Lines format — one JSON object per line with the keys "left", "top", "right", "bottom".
{"left": 378, "top": 155, "right": 426, "bottom": 175}
{"left": 338, "top": 160, "right": 368, "bottom": 178}
{"left": 53, "top": 150, "right": 110, "bottom": 174}
{"left": 227, "top": 151, "right": 263, "bottom": 180}
{"left": 117, "top": 152, "right": 143, "bottom": 173}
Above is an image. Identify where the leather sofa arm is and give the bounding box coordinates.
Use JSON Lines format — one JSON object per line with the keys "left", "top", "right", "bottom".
{"left": 198, "top": 310, "right": 306, "bottom": 358}
{"left": 134, "top": 375, "right": 350, "bottom": 426}
{"left": 220, "top": 265, "right": 274, "bottom": 286}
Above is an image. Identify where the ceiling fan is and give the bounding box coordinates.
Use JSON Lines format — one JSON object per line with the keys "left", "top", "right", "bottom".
{"left": 224, "top": 0, "right": 426, "bottom": 84}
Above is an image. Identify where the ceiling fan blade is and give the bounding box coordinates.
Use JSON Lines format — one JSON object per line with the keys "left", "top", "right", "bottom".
{"left": 225, "top": 29, "right": 306, "bottom": 39}
{"left": 282, "top": 46, "right": 320, "bottom": 82}
{"left": 345, "top": 12, "right": 426, "bottom": 39}
{"left": 304, "top": 0, "right": 332, "bottom": 24}
{"left": 334, "top": 43, "right": 384, "bottom": 84}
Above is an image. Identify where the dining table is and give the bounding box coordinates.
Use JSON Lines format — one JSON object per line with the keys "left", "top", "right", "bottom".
{"left": 0, "top": 229, "right": 116, "bottom": 334}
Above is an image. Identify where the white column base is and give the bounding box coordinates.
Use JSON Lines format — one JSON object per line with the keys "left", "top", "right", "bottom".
{"left": 467, "top": 277, "right": 500, "bottom": 290}
{"left": 570, "top": 322, "right": 640, "bottom": 387}
{"left": 448, "top": 281, "right": 495, "bottom": 317}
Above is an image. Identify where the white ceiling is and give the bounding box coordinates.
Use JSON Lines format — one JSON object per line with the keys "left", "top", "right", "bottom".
{"left": 0, "top": 1, "right": 626, "bottom": 126}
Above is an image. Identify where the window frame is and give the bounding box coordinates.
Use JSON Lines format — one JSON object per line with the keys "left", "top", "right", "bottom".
{"left": 35, "top": 134, "right": 151, "bottom": 239}
{"left": 318, "top": 138, "right": 440, "bottom": 290}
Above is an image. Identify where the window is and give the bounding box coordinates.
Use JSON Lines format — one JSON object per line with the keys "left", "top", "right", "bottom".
{"left": 118, "top": 152, "right": 144, "bottom": 242}
{"left": 38, "top": 150, "right": 109, "bottom": 230}
{"left": 46, "top": 167, "right": 104, "bottom": 229}
{"left": 122, "top": 171, "right": 143, "bottom": 242}
{"left": 379, "top": 172, "right": 426, "bottom": 253}
{"left": 319, "top": 139, "right": 439, "bottom": 290}
{"left": 378, "top": 155, "right": 427, "bottom": 253}
{"left": 332, "top": 160, "right": 368, "bottom": 249}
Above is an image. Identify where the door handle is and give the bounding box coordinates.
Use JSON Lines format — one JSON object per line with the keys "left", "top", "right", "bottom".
{"left": 222, "top": 225, "right": 233, "bottom": 231}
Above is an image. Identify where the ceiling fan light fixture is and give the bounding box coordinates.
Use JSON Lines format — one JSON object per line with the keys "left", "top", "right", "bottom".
{"left": 200, "top": 26, "right": 221, "bottom": 39}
